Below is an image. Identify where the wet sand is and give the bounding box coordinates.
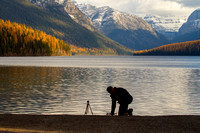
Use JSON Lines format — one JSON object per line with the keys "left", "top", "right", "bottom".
{"left": 0, "top": 114, "right": 200, "bottom": 133}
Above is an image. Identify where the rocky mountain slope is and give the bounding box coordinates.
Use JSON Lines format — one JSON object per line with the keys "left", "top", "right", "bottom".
{"left": 143, "top": 15, "right": 187, "bottom": 40}
{"left": 30, "top": 0, "right": 96, "bottom": 31}
{"left": 29, "top": 0, "right": 97, "bottom": 31}
{"left": 0, "top": 0, "right": 131, "bottom": 55}
{"left": 173, "top": 8, "right": 200, "bottom": 43}
{"left": 179, "top": 9, "right": 200, "bottom": 35}
{"left": 63, "top": 0, "right": 96, "bottom": 32}
{"left": 77, "top": 4, "right": 169, "bottom": 50}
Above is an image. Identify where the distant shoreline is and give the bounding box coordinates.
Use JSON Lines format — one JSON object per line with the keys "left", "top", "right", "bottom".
{"left": 0, "top": 114, "right": 199, "bottom": 133}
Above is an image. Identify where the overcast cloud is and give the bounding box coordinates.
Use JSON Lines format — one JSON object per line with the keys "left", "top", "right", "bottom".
{"left": 75, "top": 0, "right": 200, "bottom": 16}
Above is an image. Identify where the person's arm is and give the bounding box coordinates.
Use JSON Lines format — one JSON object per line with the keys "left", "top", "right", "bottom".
{"left": 111, "top": 98, "right": 116, "bottom": 115}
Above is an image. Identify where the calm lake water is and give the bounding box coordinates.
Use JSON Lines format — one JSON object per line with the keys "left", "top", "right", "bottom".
{"left": 0, "top": 56, "right": 200, "bottom": 116}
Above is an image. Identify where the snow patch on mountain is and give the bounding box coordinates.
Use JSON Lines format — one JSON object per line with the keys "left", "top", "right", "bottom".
{"left": 143, "top": 15, "right": 187, "bottom": 33}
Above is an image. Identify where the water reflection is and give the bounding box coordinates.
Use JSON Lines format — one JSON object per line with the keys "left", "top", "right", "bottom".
{"left": 187, "top": 69, "right": 200, "bottom": 114}
{"left": 0, "top": 66, "right": 200, "bottom": 115}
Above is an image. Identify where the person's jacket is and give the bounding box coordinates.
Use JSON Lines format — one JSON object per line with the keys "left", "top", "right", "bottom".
{"left": 110, "top": 87, "right": 133, "bottom": 115}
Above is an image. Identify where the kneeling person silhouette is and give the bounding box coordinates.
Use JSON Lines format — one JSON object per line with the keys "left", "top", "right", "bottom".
{"left": 107, "top": 86, "right": 133, "bottom": 116}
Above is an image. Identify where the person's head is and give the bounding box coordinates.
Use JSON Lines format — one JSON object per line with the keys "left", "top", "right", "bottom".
{"left": 107, "top": 86, "right": 115, "bottom": 94}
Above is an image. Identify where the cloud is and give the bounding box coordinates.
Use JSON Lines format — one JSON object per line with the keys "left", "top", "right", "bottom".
{"left": 75, "top": 0, "right": 199, "bottom": 16}
{"left": 167, "top": 0, "right": 200, "bottom": 8}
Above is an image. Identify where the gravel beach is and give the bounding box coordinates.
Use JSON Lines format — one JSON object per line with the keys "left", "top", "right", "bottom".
{"left": 0, "top": 114, "right": 200, "bottom": 133}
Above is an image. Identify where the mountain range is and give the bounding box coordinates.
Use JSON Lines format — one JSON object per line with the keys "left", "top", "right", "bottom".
{"left": 143, "top": 15, "right": 187, "bottom": 40}
{"left": 1, "top": 0, "right": 199, "bottom": 54}
{"left": 77, "top": 2, "right": 200, "bottom": 47}
{"left": 0, "top": 0, "right": 132, "bottom": 55}
{"left": 77, "top": 3, "right": 200, "bottom": 47}
{"left": 77, "top": 3, "right": 169, "bottom": 50}
{"left": 142, "top": 9, "right": 200, "bottom": 43}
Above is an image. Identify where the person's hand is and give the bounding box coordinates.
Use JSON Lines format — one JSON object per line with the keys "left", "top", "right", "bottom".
{"left": 106, "top": 113, "right": 114, "bottom": 116}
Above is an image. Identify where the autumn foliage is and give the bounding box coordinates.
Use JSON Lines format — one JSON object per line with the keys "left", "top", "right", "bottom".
{"left": 134, "top": 40, "right": 200, "bottom": 56}
{"left": 0, "top": 19, "right": 71, "bottom": 56}
{"left": 69, "top": 44, "right": 117, "bottom": 55}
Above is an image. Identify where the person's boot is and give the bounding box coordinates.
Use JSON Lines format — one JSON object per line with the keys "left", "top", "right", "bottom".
{"left": 128, "top": 108, "right": 133, "bottom": 116}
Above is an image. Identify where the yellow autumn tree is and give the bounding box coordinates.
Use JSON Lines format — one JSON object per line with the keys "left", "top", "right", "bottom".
{"left": 0, "top": 19, "right": 71, "bottom": 56}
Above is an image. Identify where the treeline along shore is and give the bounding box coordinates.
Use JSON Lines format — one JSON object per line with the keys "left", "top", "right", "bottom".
{"left": 134, "top": 40, "right": 200, "bottom": 56}
{"left": 0, "top": 114, "right": 200, "bottom": 133}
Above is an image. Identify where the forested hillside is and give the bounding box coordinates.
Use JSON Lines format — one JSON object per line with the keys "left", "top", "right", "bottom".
{"left": 0, "top": 19, "right": 71, "bottom": 56}
{"left": 0, "top": 0, "right": 132, "bottom": 55}
{"left": 134, "top": 40, "right": 200, "bottom": 56}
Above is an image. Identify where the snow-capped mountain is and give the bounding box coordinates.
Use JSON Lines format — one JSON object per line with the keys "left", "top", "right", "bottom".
{"left": 179, "top": 8, "right": 200, "bottom": 35}
{"left": 77, "top": 4, "right": 169, "bottom": 50}
{"left": 77, "top": 2, "right": 187, "bottom": 41}
{"left": 173, "top": 8, "right": 200, "bottom": 43}
{"left": 143, "top": 15, "right": 187, "bottom": 40}
{"left": 144, "top": 15, "right": 187, "bottom": 32}
{"left": 77, "top": 4, "right": 156, "bottom": 35}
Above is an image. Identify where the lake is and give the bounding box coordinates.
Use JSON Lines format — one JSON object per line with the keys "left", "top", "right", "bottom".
{"left": 0, "top": 56, "right": 200, "bottom": 116}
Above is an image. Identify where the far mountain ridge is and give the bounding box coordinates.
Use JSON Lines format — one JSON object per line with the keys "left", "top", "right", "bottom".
{"left": 143, "top": 14, "right": 187, "bottom": 40}
{"left": 77, "top": 3, "right": 169, "bottom": 50}
{"left": 78, "top": 4, "right": 156, "bottom": 35}
{"left": 173, "top": 8, "right": 200, "bottom": 43}
{"left": 179, "top": 9, "right": 200, "bottom": 35}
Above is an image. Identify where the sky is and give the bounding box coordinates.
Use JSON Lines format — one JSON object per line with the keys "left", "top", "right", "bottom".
{"left": 74, "top": 0, "right": 200, "bottom": 17}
